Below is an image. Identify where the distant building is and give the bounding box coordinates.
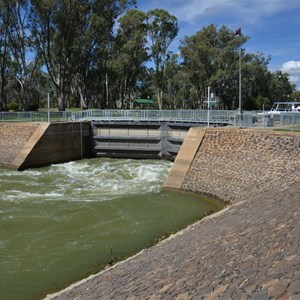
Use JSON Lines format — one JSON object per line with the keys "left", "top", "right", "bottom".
{"left": 203, "top": 95, "right": 221, "bottom": 110}
{"left": 132, "top": 98, "right": 155, "bottom": 109}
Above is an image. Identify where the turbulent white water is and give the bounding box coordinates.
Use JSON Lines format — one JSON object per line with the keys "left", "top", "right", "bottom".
{"left": 0, "top": 158, "right": 221, "bottom": 300}
{"left": 0, "top": 158, "right": 172, "bottom": 203}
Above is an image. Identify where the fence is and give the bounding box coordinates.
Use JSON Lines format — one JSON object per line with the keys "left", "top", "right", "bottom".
{"left": 1, "top": 109, "right": 299, "bottom": 127}
{"left": 280, "top": 113, "right": 300, "bottom": 125}
{"left": 0, "top": 111, "right": 72, "bottom": 122}
{"left": 71, "top": 109, "right": 237, "bottom": 125}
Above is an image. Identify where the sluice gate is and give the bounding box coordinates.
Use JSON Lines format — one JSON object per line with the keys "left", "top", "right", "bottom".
{"left": 91, "top": 121, "right": 204, "bottom": 160}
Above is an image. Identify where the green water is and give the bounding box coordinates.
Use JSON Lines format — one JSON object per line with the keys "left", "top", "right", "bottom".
{"left": 0, "top": 158, "right": 222, "bottom": 300}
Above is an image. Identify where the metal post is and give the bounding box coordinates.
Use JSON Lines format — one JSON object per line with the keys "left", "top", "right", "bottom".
{"left": 207, "top": 86, "right": 210, "bottom": 127}
{"left": 292, "top": 110, "right": 295, "bottom": 132}
{"left": 47, "top": 93, "right": 50, "bottom": 123}
{"left": 239, "top": 47, "right": 242, "bottom": 126}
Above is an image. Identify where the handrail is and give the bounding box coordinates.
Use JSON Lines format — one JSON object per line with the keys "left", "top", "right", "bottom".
{"left": 71, "top": 109, "right": 237, "bottom": 124}
{"left": 0, "top": 111, "right": 72, "bottom": 122}
{"left": 1, "top": 109, "right": 298, "bottom": 126}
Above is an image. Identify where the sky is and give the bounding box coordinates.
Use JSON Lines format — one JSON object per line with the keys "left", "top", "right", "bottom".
{"left": 137, "top": 0, "right": 300, "bottom": 90}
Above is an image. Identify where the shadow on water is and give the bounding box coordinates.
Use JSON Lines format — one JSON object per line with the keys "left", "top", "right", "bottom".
{"left": 0, "top": 158, "right": 223, "bottom": 300}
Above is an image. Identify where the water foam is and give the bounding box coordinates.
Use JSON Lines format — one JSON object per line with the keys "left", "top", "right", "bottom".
{"left": 0, "top": 159, "right": 172, "bottom": 203}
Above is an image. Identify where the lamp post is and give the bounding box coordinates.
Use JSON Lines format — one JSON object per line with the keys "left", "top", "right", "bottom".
{"left": 47, "top": 93, "right": 50, "bottom": 123}
{"left": 238, "top": 46, "right": 242, "bottom": 126}
{"left": 235, "top": 26, "right": 242, "bottom": 126}
{"left": 207, "top": 86, "right": 210, "bottom": 127}
{"left": 239, "top": 48, "right": 242, "bottom": 114}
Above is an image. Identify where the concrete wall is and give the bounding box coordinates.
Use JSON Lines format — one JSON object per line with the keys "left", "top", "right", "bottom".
{"left": 0, "top": 122, "right": 92, "bottom": 170}
{"left": 164, "top": 128, "right": 300, "bottom": 205}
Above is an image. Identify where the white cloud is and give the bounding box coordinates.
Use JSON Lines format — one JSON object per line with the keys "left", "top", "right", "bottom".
{"left": 281, "top": 61, "right": 300, "bottom": 74}
{"left": 281, "top": 61, "right": 300, "bottom": 89}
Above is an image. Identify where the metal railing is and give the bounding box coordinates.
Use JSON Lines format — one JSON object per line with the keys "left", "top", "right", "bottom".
{"left": 1, "top": 109, "right": 299, "bottom": 127}
{"left": 71, "top": 109, "right": 237, "bottom": 124}
{"left": 280, "top": 112, "right": 300, "bottom": 125}
{"left": 0, "top": 111, "right": 72, "bottom": 122}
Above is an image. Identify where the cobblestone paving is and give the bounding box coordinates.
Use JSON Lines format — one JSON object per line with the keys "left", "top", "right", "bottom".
{"left": 46, "top": 181, "right": 300, "bottom": 300}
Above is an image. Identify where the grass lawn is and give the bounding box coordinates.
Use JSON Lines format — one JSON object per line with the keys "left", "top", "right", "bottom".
{"left": 274, "top": 125, "right": 300, "bottom": 133}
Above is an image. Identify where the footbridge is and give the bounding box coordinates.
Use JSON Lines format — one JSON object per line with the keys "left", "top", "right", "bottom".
{"left": 71, "top": 109, "right": 239, "bottom": 160}
{"left": 71, "top": 109, "right": 237, "bottom": 125}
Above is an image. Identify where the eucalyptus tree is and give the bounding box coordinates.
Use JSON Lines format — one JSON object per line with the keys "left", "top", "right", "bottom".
{"left": 134, "top": 66, "right": 155, "bottom": 102}
{"left": 30, "top": 0, "right": 136, "bottom": 110}
{"left": 0, "top": 0, "right": 40, "bottom": 111}
{"left": 147, "top": 9, "right": 178, "bottom": 109}
{"left": 74, "top": 0, "right": 137, "bottom": 109}
{"left": 180, "top": 24, "right": 248, "bottom": 108}
{"left": 241, "top": 52, "right": 271, "bottom": 109}
{"left": 110, "top": 9, "right": 148, "bottom": 107}
{"left": 163, "top": 53, "right": 194, "bottom": 108}
{"left": 30, "top": 0, "right": 81, "bottom": 110}
{"left": 180, "top": 25, "right": 217, "bottom": 106}
{"left": 268, "top": 70, "right": 294, "bottom": 104}
{"left": 0, "top": 1, "right": 11, "bottom": 110}
{"left": 291, "top": 90, "right": 300, "bottom": 101}
{"left": 209, "top": 25, "right": 249, "bottom": 109}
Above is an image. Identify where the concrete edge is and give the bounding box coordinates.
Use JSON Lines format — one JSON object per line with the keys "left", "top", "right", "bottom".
{"left": 162, "top": 127, "right": 206, "bottom": 190}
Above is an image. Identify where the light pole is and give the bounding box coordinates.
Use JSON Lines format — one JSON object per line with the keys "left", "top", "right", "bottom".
{"left": 239, "top": 47, "right": 242, "bottom": 114}
{"left": 235, "top": 26, "right": 242, "bottom": 126}
{"left": 47, "top": 93, "right": 50, "bottom": 123}
{"left": 239, "top": 46, "right": 242, "bottom": 126}
{"left": 207, "top": 86, "right": 210, "bottom": 127}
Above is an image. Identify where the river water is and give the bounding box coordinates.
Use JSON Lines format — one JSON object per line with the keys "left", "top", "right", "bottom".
{"left": 0, "top": 158, "right": 222, "bottom": 300}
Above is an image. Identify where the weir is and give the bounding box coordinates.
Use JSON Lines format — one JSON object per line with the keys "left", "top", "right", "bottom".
{"left": 0, "top": 121, "right": 209, "bottom": 170}
{"left": 91, "top": 120, "right": 204, "bottom": 160}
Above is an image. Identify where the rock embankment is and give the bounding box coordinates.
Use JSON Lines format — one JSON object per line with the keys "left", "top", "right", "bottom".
{"left": 181, "top": 128, "right": 299, "bottom": 204}
{"left": 0, "top": 123, "right": 40, "bottom": 167}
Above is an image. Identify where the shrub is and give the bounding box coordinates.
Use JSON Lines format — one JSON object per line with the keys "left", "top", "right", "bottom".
{"left": 29, "top": 104, "right": 39, "bottom": 111}
{"left": 7, "top": 102, "right": 20, "bottom": 111}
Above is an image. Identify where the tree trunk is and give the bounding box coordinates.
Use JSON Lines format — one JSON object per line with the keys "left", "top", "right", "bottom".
{"left": 16, "top": 78, "right": 30, "bottom": 111}
{"left": 58, "top": 91, "right": 65, "bottom": 111}
{"left": 105, "top": 72, "right": 109, "bottom": 108}
{"left": 157, "top": 87, "right": 163, "bottom": 110}
{"left": 0, "top": 86, "right": 7, "bottom": 111}
{"left": 22, "top": 90, "right": 30, "bottom": 111}
{"left": 78, "top": 85, "right": 88, "bottom": 110}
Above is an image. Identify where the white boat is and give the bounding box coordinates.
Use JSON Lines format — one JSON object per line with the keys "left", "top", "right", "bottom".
{"left": 256, "top": 101, "right": 300, "bottom": 126}
{"left": 268, "top": 102, "right": 300, "bottom": 115}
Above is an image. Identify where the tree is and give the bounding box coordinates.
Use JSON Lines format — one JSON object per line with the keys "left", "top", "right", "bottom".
{"left": 291, "top": 90, "right": 300, "bottom": 101}
{"left": 180, "top": 24, "right": 248, "bottom": 109}
{"left": 10, "top": 1, "right": 41, "bottom": 111}
{"left": 0, "top": 0, "right": 40, "bottom": 111}
{"left": 241, "top": 52, "right": 271, "bottom": 109}
{"left": 0, "top": 1, "right": 11, "bottom": 111}
{"left": 163, "top": 54, "right": 194, "bottom": 108}
{"left": 147, "top": 9, "right": 178, "bottom": 109}
{"left": 30, "top": 0, "right": 90, "bottom": 110}
{"left": 71, "top": 0, "right": 137, "bottom": 109}
{"left": 110, "top": 9, "right": 148, "bottom": 107}
{"left": 268, "top": 70, "right": 294, "bottom": 104}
